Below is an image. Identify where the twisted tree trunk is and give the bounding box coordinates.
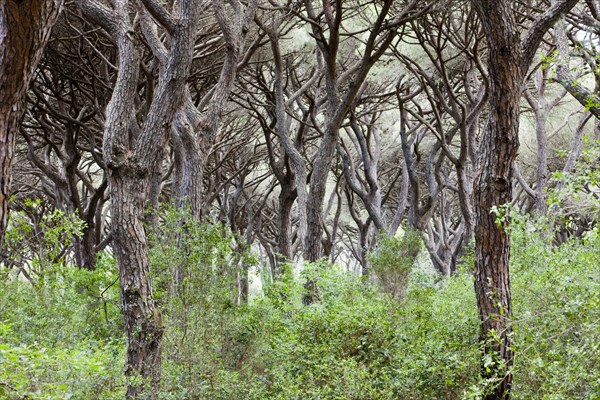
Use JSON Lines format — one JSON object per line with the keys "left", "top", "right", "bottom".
{"left": 75, "top": 0, "right": 198, "bottom": 396}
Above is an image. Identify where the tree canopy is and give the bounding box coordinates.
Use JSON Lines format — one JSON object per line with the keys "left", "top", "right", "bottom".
{"left": 0, "top": 1, "right": 598, "bottom": 399}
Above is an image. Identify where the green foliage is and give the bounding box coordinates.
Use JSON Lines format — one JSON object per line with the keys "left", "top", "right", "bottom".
{"left": 147, "top": 206, "right": 258, "bottom": 399}
{"left": 152, "top": 256, "right": 482, "bottom": 399}
{"left": 490, "top": 203, "right": 515, "bottom": 228}
{"left": 0, "top": 255, "right": 124, "bottom": 398}
{"left": 584, "top": 94, "right": 600, "bottom": 111}
{"left": 255, "top": 266, "right": 402, "bottom": 399}
{"left": 0, "top": 341, "right": 124, "bottom": 400}
{"left": 510, "top": 225, "right": 600, "bottom": 400}
{"left": 367, "top": 229, "right": 422, "bottom": 299}
{"left": 539, "top": 50, "right": 558, "bottom": 71}
{"left": 1, "top": 205, "right": 598, "bottom": 399}
{"left": 2, "top": 201, "right": 85, "bottom": 279}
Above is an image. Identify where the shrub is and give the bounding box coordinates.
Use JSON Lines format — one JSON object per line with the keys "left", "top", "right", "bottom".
{"left": 368, "top": 229, "right": 422, "bottom": 300}
{"left": 2, "top": 205, "right": 598, "bottom": 400}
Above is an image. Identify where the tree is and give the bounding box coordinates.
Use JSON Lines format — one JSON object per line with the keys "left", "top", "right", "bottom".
{"left": 392, "top": 4, "right": 486, "bottom": 275}
{"left": 74, "top": 0, "right": 199, "bottom": 397}
{"left": 300, "top": 0, "right": 431, "bottom": 264}
{"left": 471, "top": 0, "right": 579, "bottom": 398}
{"left": 0, "top": 0, "right": 63, "bottom": 245}
{"left": 17, "top": 7, "right": 112, "bottom": 269}
{"left": 168, "top": 0, "right": 258, "bottom": 219}
{"left": 554, "top": 0, "right": 600, "bottom": 120}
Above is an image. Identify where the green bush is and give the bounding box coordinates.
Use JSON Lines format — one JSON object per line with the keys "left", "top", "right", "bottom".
{"left": 368, "top": 229, "right": 422, "bottom": 300}
{"left": 510, "top": 225, "right": 600, "bottom": 400}
{"left": 0, "top": 256, "right": 124, "bottom": 399}
{"left": 147, "top": 206, "right": 257, "bottom": 399}
{"left": 2, "top": 199, "right": 85, "bottom": 278}
{"left": 1, "top": 205, "right": 598, "bottom": 399}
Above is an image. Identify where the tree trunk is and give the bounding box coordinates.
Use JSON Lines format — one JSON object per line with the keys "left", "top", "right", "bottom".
{"left": 472, "top": 0, "right": 578, "bottom": 398}
{"left": 172, "top": 108, "right": 204, "bottom": 218}
{"left": 239, "top": 261, "right": 249, "bottom": 305}
{"left": 75, "top": 1, "right": 199, "bottom": 396}
{"left": 169, "top": 0, "right": 257, "bottom": 218}
{"left": 304, "top": 129, "right": 338, "bottom": 262}
{"left": 112, "top": 170, "right": 164, "bottom": 397}
{"left": 276, "top": 183, "right": 296, "bottom": 272}
{"left": 472, "top": 2, "right": 521, "bottom": 396}
{"left": 99, "top": 19, "right": 166, "bottom": 396}
{"left": 0, "top": 0, "right": 63, "bottom": 244}
{"left": 74, "top": 224, "right": 98, "bottom": 270}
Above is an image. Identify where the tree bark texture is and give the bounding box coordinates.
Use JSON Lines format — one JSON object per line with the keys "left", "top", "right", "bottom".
{"left": 265, "top": 25, "right": 308, "bottom": 266}
{"left": 0, "top": 0, "right": 63, "bottom": 244}
{"left": 75, "top": 0, "right": 198, "bottom": 397}
{"left": 117, "top": 8, "right": 197, "bottom": 397}
{"left": 99, "top": 17, "right": 162, "bottom": 397}
{"left": 472, "top": 0, "right": 578, "bottom": 398}
{"left": 171, "top": 0, "right": 257, "bottom": 219}
{"left": 473, "top": 2, "right": 520, "bottom": 393}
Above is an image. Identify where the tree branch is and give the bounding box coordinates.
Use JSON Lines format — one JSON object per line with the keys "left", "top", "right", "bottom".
{"left": 520, "top": 0, "right": 579, "bottom": 72}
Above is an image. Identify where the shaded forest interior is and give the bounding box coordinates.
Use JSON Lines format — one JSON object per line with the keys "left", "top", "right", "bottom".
{"left": 0, "top": 1, "right": 599, "bottom": 399}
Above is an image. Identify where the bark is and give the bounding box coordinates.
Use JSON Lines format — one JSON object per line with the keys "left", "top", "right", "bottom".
{"left": 472, "top": 0, "right": 578, "bottom": 398}
{"left": 171, "top": 0, "right": 258, "bottom": 218}
{"left": 473, "top": 4, "right": 521, "bottom": 395}
{"left": 75, "top": 0, "right": 198, "bottom": 397}
{"left": 338, "top": 116, "right": 387, "bottom": 233}
{"left": 264, "top": 23, "right": 309, "bottom": 261}
{"left": 92, "top": 12, "right": 161, "bottom": 395}
{"left": 524, "top": 88, "right": 549, "bottom": 215}
{"left": 0, "top": 0, "right": 63, "bottom": 244}
{"left": 277, "top": 182, "right": 296, "bottom": 264}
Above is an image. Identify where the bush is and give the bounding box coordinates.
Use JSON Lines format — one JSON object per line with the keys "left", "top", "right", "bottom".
{"left": 147, "top": 206, "right": 257, "bottom": 399}
{"left": 368, "top": 229, "right": 422, "bottom": 300}
{"left": 510, "top": 225, "right": 600, "bottom": 399}
{"left": 0, "top": 256, "right": 124, "bottom": 399}
{"left": 1, "top": 205, "right": 598, "bottom": 400}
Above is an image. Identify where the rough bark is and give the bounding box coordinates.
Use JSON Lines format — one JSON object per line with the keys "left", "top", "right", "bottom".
{"left": 473, "top": 4, "right": 522, "bottom": 394}
{"left": 75, "top": 0, "right": 198, "bottom": 397}
{"left": 0, "top": 0, "right": 63, "bottom": 244}
{"left": 472, "top": 0, "right": 579, "bottom": 398}
{"left": 171, "top": 0, "right": 258, "bottom": 218}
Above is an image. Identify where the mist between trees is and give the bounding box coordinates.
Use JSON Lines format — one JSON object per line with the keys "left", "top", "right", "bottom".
{"left": 0, "top": 1, "right": 599, "bottom": 399}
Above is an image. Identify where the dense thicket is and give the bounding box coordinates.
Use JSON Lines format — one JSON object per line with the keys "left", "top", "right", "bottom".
{"left": 1, "top": 212, "right": 598, "bottom": 399}
{"left": 0, "top": 1, "right": 599, "bottom": 399}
